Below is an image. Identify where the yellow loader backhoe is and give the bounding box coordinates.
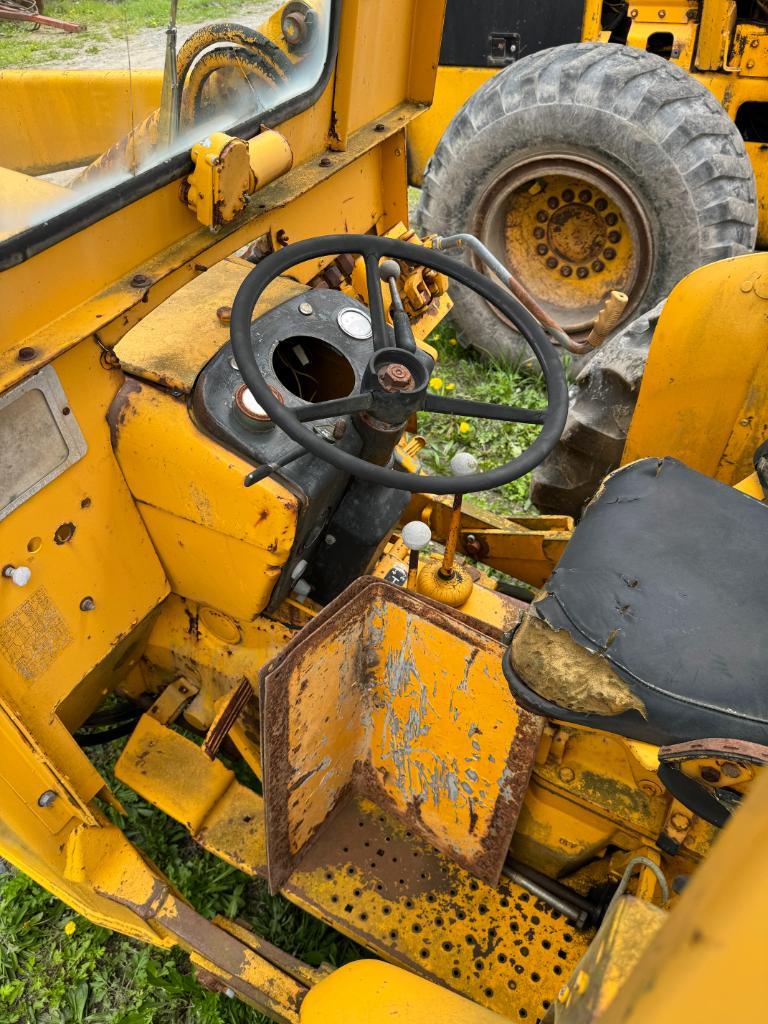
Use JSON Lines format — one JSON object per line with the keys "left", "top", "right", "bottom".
{"left": 408, "top": 0, "right": 768, "bottom": 516}
{"left": 1, "top": 2, "right": 767, "bottom": 1021}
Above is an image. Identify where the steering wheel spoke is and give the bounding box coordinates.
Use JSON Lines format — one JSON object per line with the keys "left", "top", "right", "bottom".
{"left": 424, "top": 394, "right": 545, "bottom": 425}
{"left": 292, "top": 393, "right": 374, "bottom": 423}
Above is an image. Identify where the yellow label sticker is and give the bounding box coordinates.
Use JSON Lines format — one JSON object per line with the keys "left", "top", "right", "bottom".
{"left": 0, "top": 587, "right": 72, "bottom": 680}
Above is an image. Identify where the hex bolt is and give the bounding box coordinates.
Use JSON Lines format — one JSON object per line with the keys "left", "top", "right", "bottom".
{"left": 374, "top": 122, "right": 386, "bottom": 132}
{"left": 700, "top": 765, "right": 721, "bottom": 783}
{"left": 298, "top": 301, "right": 314, "bottom": 316}
{"left": 3, "top": 565, "right": 31, "bottom": 587}
{"left": 324, "top": 534, "right": 337, "bottom": 546}
{"left": 558, "top": 766, "right": 575, "bottom": 783}
{"left": 671, "top": 812, "right": 691, "bottom": 830}
{"left": 378, "top": 363, "right": 415, "bottom": 391}
{"left": 319, "top": 156, "right": 332, "bottom": 168}
{"left": 38, "top": 790, "right": 58, "bottom": 808}
{"left": 18, "top": 346, "right": 37, "bottom": 362}
{"left": 130, "top": 274, "right": 152, "bottom": 288}
{"left": 80, "top": 596, "right": 96, "bottom": 612}
{"left": 275, "top": 229, "right": 290, "bottom": 246}
{"left": 216, "top": 306, "right": 232, "bottom": 324}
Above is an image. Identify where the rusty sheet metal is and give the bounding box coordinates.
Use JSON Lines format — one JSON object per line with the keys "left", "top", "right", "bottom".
{"left": 284, "top": 796, "right": 592, "bottom": 1021}
{"left": 115, "top": 714, "right": 267, "bottom": 875}
{"left": 203, "top": 677, "right": 255, "bottom": 760}
{"left": 259, "top": 577, "right": 544, "bottom": 892}
{"left": 113, "top": 260, "right": 307, "bottom": 394}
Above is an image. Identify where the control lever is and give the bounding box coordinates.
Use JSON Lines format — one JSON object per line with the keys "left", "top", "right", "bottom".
{"left": 379, "top": 260, "right": 417, "bottom": 354}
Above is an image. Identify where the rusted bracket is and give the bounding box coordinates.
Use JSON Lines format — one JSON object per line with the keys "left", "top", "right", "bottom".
{"left": 203, "top": 677, "right": 255, "bottom": 760}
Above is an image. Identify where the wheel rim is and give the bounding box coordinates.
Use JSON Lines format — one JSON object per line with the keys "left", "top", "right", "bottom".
{"left": 474, "top": 154, "right": 654, "bottom": 337}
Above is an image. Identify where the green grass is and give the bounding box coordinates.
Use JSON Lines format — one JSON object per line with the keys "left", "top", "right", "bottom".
{"left": 420, "top": 322, "right": 552, "bottom": 516}
{"left": 0, "top": 738, "right": 362, "bottom": 1023}
{"left": 0, "top": 1, "right": 261, "bottom": 69}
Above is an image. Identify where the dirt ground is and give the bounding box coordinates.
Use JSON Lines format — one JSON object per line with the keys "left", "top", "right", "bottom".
{"left": 48, "top": 2, "right": 282, "bottom": 69}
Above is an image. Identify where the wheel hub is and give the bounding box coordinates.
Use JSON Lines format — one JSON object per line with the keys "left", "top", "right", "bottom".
{"left": 474, "top": 155, "right": 653, "bottom": 337}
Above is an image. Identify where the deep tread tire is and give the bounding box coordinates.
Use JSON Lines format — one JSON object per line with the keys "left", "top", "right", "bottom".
{"left": 417, "top": 43, "right": 757, "bottom": 364}
{"left": 529, "top": 300, "right": 664, "bottom": 516}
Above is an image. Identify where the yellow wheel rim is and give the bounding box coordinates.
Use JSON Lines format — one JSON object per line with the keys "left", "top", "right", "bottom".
{"left": 474, "top": 155, "right": 653, "bottom": 337}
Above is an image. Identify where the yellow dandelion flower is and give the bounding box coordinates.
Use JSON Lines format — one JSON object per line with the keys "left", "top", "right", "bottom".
{"left": 459, "top": 422, "right": 471, "bottom": 435}
{"left": 64, "top": 921, "right": 76, "bottom": 937}
{"left": 448, "top": 337, "right": 458, "bottom": 346}
{"left": 446, "top": 382, "right": 456, "bottom": 391}
{"left": 429, "top": 377, "right": 444, "bottom": 391}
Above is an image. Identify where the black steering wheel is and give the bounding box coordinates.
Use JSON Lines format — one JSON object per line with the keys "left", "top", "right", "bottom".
{"left": 230, "top": 234, "right": 568, "bottom": 495}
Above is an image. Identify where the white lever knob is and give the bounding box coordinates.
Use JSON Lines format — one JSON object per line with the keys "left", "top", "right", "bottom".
{"left": 450, "top": 451, "right": 479, "bottom": 475}
{"left": 401, "top": 521, "right": 432, "bottom": 551}
{"left": 3, "top": 565, "right": 31, "bottom": 587}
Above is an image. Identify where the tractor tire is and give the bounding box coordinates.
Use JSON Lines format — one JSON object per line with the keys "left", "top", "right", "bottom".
{"left": 417, "top": 43, "right": 756, "bottom": 364}
{"left": 529, "top": 299, "right": 664, "bottom": 517}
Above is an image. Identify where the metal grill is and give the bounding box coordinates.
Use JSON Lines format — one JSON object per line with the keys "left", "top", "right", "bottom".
{"left": 284, "top": 797, "right": 593, "bottom": 1021}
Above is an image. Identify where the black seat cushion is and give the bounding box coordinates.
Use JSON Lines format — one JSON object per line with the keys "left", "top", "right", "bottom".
{"left": 503, "top": 458, "right": 768, "bottom": 747}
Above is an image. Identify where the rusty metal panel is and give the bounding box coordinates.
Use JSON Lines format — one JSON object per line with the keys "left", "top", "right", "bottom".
{"left": 260, "top": 577, "right": 543, "bottom": 891}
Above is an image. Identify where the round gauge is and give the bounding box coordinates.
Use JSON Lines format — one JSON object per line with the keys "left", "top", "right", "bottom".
{"left": 337, "top": 307, "right": 373, "bottom": 340}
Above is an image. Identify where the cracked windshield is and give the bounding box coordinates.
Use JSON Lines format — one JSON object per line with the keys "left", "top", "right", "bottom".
{"left": 0, "top": 1, "right": 332, "bottom": 239}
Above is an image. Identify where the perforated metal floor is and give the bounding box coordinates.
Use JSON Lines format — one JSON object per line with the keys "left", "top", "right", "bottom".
{"left": 284, "top": 797, "right": 593, "bottom": 1021}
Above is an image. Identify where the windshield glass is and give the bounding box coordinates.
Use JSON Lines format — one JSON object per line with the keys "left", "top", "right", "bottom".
{"left": 0, "top": 1, "right": 332, "bottom": 242}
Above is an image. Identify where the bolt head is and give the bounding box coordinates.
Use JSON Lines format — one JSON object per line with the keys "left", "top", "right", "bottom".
{"left": 38, "top": 790, "right": 58, "bottom": 807}
{"left": 379, "top": 363, "right": 415, "bottom": 391}
{"left": 216, "top": 305, "right": 232, "bottom": 324}
{"left": 700, "top": 765, "right": 721, "bottom": 783}
{"left": 80, "top": 596, "right": 96, "bottom": 612}
{"left": 298, "top": 301, "right": 314, "bottom": 316}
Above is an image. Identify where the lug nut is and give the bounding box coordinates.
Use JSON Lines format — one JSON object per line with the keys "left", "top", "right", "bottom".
{"left": 546, "top": 257, "right": 558, "bottom": 269}
{"left": 608, "top": 230, "right": 621, "bottom": 243}
{"left": 536, "top": 210, "right": 548, "bottom": 223}
{"left": 579, "top": 189, "right": 592, "bottom": 203}
{"left": 560, "top": 266, "right": 573, "bottom": 277}
{"left": 605, "top": 212, "right": 618, "bottom": 226}
{"left": 533, "top": 227, "right": 545, "bottom": 239}
{"left": 547, "top": 197, "right": 559, "bottom": 209}
{"left": 595, "top": 197, "right": 608, "bottom": 211}
{"left": 592, "top": 260, "right": 605, "bottom": 273}
{"left": 700, "top": 765, "right": 721, "bottom": 783}
{"left": 604, "top": 248, "right": 616, "bottom": 260}
{"left": 576, "top": 267, "right": 589, "bottom": 279}
{"left": 562, "top": 188, "right": 575, "bottom": 203}
{"left": 536, "top": 244, "right": 548, "bottom": 256}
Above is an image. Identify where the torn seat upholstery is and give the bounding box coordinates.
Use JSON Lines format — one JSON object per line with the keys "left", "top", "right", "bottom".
{"left": 503, "top": 457, "right": 768, "bottom": 748}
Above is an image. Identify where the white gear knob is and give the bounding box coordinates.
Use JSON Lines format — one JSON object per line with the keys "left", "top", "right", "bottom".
{"left": 3, "top": 565, "right": 31, "bottom": 587}
{"left": 401, "top": 521, "right": 432, "bottom": 551}
{"left": 450, "top": 451, "right": 478, "bottom": 475}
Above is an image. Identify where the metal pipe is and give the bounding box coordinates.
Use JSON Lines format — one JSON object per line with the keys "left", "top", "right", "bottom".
{"left": 501, "top": 860, "right": 595, "bottom": 930}
{"left": 433, "top": 233, "right": 594, "bottom": 355}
